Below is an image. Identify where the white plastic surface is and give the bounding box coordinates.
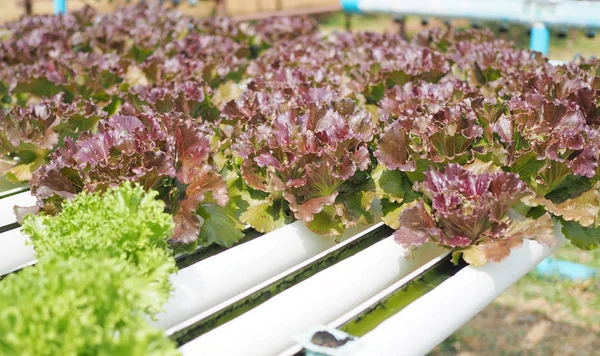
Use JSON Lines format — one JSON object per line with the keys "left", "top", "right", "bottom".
{"left": 0, "top": 191, "right": 35, "bottom": 227}
{"left": 153, "top": 220, "right": 378, "bottom": 330}
{"left": 179, "top": 237, "right": 444, "bottom": 356}
{"left": 548, "top": 59, "right": 566, "bottom": 66}
{"left": 0, "top": 178, "right": 27, "bottom": 195}
{"left": 0, "top": 229, "right": 36, "bottom": 275}
{"left": 356, "top": 0, "right": 523, "bottom": 22}
{"left": 354, "top": 0, "right": 600, "bottom": 27}
{"left": 351, "top": 226, "right": 566, "bottom": 356}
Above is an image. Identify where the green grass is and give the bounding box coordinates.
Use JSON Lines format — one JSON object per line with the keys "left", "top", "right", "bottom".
{"left": 518, "top": 243, "right": 600, "bottom": 327}
{"left": 318, "top": 12, "right": 393, "bottom": 34}
{"left": 554, "top": 242, "right": 600, "bottom": 269}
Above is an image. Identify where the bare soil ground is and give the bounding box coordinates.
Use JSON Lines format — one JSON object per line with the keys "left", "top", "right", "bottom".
{"left": 431, "top": 303, "right": 599, "bottom": 356}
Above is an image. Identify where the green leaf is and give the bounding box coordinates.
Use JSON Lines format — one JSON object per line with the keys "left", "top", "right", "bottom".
{"left": 525, "top": 205, "right": 547, "bottom": 220}
{"left": 240, "top": 200, "right": 290, "bottom": 233}
{"left": 404, "top": 158, "right": 436, "bottom": 184}
{"left": 451, "top": 251, "right": 463, "bottom": 265}
{"left": 336, "top": 191, "right": 375, "bottom": 228}
{"left": 387, "top": 70, "right": 410, "bottom": 86}
{"left": 532, "top": 185, "right": 600, "bottom": 227}
{"left": 68, "top": 111, "right": 105, "bottom": 132}
{"left": 4, "top": 157, "right": 45, "bottom": 182}
{"left": 473, "top": 61, "right": 486, "bottom": 85}
{"left": 305, "top": 205, "right": 344, "bottom": 237}
{"left": 190, "top": 97, "right": 220, "bottom": 121}
{"left": 561, "top": 220, "right": 600, "bottom": 250}
{"left": 537, "top": 160, "right": 571, "bottom": 195}
{"left": 212, "top": 80, "right": 244, "bottom": 107}
{"left": 471, "top": 62, "right": 501, "bottom": 85}
{"left": 197, "top": 203, "right": 245, "bottom": 247}
{"left": 461, "top": 246, "right": 487, "bottom": 266}
{"left": 380, "top": 198, "right": 403, "bottom": 229}
{"left": 509, "top": 151, "right": 545, "bottom": 185}
{"left": 365, "top": 82, "right": 385, "bottom": 104}
{"left": 104, "top": 96, "right": 123, "bottom": 116}
{"left": 544, "top": 175, "right": 593, "bottom": 204}
{"left": 130, "top": 46, "right": 154, "bottom": 63}
{"left": 380, "top": 199, "right": 420, "bottom": 229}
{"left": 371, "top": 164, "right": 418, "bottom": 203}
{"left": 13, "top": 77, "right": 62, "bottom": 98}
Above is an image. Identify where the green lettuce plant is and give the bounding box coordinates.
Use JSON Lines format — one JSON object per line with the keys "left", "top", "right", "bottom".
{"left": 0, "top": 257, "right": 179, "bottom": 356}
{"left": 21, "top": 183, "right": 177, "bottom": 309}
{"left": 0, "top": 184, "right": 180, "bottom": 355}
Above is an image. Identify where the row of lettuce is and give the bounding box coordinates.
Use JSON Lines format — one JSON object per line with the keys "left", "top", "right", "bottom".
{"left": 1, "top": 3, "right": 599, "bottom": 266}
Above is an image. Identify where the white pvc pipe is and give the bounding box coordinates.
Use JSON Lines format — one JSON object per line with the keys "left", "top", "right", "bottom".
{"left": 0, "top": 229, "right": 35, "bottom": 275}
{"left": 0, "top": 192, "right": 40, "bottom": 276}
{"left": 0, "top": 191, "right": 35, "bottom": 227}
{"left": 350, "top": 0, "right": 600, "bottom": 28}
{"left": 179, "top": 238, "right": 444, "bottom": 356}
{"left": 153, "top": 220, "right": 379, "bottom": 329}
{"left": 548, "top": 59, "right": 566, "bottom": 66}
{"left": 0, "top": 197, "right": 381, "bottom": 279}
{"left": 355, "top": 0, "right": 523, "bottom": 22}
{"left": 0, "top": 178, "right": 27, "bottom": 195}
{"left": 351, "top": 225, "right": 566, "bottom": 356}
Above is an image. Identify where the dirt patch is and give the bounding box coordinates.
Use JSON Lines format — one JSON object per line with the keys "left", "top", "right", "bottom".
{"left": 430, "top": 303, "right": 600, "bottom": 356}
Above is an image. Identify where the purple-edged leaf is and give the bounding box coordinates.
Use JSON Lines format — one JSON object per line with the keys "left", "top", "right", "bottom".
{"left": 171, "top": 165, "right": 229, "bottom": 244}
{"left": 393, "top": 201, "right": 440, "bottom": 249}
{"left": 285, "top": 191, "right": 338, "bottom": 224}
{"left": 374, "top": 122, "right": 416, "bottom": 172}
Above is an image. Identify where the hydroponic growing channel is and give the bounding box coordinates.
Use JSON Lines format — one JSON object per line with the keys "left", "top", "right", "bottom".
{"left": 0, "top": 2, "right": 598, "bottom": 355}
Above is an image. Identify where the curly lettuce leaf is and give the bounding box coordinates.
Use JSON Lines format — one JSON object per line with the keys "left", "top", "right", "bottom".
{"left": 240, "top": 200, "right": 290, "bottom": 233}
{"left": 0, "top": 257, "right": 179, "bottom": 356}
{"left": 528, "top": 185, "right": 600, "bottom": 228}
{"left": 463, "top": 212, "right": 555, "bottom": 266}
{"left": 561, "top": 219, "right": 600, "bottom": 250}
{"left": 21, "top": 183, "right": 176, "bottom": 306}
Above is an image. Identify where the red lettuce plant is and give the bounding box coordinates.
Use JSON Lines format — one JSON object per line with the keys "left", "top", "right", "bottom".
{"left": 371, "top": 81, "right": 484, "bottom": 227}
{"left": 234, "top": 92, "right": 375, "bottom": 236}
{"left": 412, "top": 27, "right": 551, "bottom": 97}
{"left": 394, "top": 164, "right": 556, "bottom": 265}
{"left": 375, "top": 80, "right": 482, "bottom": 171}
{"left": 0, "top": 94, "right": 106, "bottom": 181}
{"left": 24, "top": 109, "right": 243, "bottom": 247}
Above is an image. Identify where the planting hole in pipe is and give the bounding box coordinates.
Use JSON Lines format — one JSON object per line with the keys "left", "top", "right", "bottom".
{"left": 296, "top": 326, "right": 362, "bottom": 356}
